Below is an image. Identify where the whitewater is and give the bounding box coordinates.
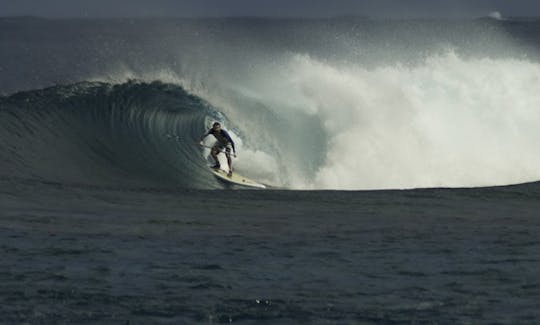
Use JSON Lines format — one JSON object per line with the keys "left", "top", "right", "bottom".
{"left": 192, "top": 51, "right": 540, "bottom": 189}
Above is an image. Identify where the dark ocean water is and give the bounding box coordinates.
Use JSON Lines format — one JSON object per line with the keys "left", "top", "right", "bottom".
{"left": 2, "top": 180, "right": 540, "bottom": 323}
{"left": 1, "top": 17, "right": 540, "bottom": 323}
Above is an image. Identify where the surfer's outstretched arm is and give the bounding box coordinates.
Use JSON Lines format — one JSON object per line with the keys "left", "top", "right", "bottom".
{"left": 199, "top": 129, "right": 212, "bottom": 145}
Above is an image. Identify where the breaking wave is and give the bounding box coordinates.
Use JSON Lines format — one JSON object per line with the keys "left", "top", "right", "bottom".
{"left": 2, "top": 18, "right": 540, "bottom": 190}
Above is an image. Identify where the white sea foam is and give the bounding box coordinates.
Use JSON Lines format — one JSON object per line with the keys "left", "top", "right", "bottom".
{"left": 488, "top": 11, "right": 503, "bottom": 20}
{"left": 226, "top": 52, "right": 540, "bottom": 189}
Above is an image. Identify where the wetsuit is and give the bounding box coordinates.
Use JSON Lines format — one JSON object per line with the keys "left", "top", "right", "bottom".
{"left": 204, "top": 128, "right": 236, "bottom": 154}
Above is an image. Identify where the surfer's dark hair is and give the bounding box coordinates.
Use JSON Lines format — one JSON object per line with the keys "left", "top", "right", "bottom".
{"left": 213, "top": 122, "right": 221, "bottom": 127}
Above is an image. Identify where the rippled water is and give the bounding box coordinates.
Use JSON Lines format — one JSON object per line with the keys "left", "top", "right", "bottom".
{"left": 2, "top": 180, "right": 540, "bottom": 323}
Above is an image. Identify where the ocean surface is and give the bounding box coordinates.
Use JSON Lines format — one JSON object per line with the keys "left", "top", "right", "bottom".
{"left": 1, "top": 16, "right": 540, "bottom": 323}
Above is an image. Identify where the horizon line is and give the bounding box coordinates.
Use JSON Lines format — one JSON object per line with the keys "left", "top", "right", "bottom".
{"left": 1, "top": 14, "right": 539, "bottom": 20}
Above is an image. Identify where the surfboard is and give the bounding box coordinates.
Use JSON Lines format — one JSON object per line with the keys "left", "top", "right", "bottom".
{"left": 210, "top": 168, "right": 266, "bottom": 189}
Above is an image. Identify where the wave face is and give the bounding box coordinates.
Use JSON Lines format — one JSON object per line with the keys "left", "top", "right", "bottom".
{"left": 0, "top": 81, "right": 223, "bottom": 189}
{"left": 2, "top": 18, "right": 540, "bottom": 190}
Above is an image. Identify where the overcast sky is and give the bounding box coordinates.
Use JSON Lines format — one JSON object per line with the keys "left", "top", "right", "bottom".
{"left": 1, "top": 0, "right": 540, "bottom": 18}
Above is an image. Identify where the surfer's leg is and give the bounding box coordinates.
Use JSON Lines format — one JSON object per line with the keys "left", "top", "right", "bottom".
{"left": 225, "top": 146, "right": 233, "bottom": 176}
{"left": 211, "top": 146, "right": 218, "bottom": 160}
{"left": 211, "top": 146, "right": 220, "bottom": 168}
{"left": 226, "top": 154, "right": 232, "bottom": 171}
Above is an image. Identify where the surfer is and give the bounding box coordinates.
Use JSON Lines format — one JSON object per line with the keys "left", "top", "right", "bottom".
{"left": 200, "top": 122, "right": 236, "bottom": 177}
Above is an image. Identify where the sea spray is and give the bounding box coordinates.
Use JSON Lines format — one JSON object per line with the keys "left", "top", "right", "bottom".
{"left": 210, "top": 52, "right": 540, "bottom": 189}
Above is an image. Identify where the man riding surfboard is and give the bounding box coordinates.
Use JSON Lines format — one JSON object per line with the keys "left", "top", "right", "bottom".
{"left": 200, "top": 122, "right": 236, "bottom": 177}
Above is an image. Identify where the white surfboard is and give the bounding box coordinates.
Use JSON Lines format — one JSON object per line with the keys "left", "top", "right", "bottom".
{"left": 210, "top": 168, "right": 266, "bottom": 189}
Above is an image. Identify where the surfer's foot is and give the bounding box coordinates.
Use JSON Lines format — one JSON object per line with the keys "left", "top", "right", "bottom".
{"left": 211, "top": 164, "right": 221, "bottom": 169}
{"left": 227, "top": 171, "right": 233, "bottom": 177}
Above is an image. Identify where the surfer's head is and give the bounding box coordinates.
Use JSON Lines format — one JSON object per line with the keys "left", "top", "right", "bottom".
{"left": 212, "top": 122, "right": 221, "bottom": 131}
